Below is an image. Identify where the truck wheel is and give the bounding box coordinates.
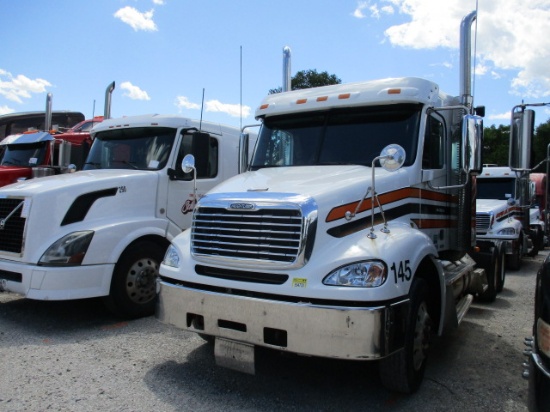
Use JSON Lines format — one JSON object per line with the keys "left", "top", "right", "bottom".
{"left": 495, "top": 247, "right": 506, "bottom": 293}
{"left": 379, "top": 278, "right": 431, "bottom": 393}
{"left": 104, "top": 240, "right": 164, "bottom": 318}
{"left": 478, "top": 247, "right": 498, "bottom": 302}
{"left": 508, "top": 235, "right": 523, "bottom": 271}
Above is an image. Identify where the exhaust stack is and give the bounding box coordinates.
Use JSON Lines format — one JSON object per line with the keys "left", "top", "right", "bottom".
{"left": 459, "top": 11, "right": 477, "bottom": 111}
{"left": 44, "top": 93, "right": 53, "bottom": 132}
{"left": 282, "top": 47, "right": 291, "bottom": 92}
{"left": 104, "top": 81, "right": 115, "bottom": 119}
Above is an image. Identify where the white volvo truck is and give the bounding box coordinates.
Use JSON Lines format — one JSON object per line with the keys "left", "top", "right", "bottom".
{"left": 0, "top": 114, "right": 253, "bottom": 318}
{"left": 155, "top": 11, "right": 508, "bottom": 393}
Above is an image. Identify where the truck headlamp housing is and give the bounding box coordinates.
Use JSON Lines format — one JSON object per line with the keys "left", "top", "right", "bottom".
{"left": 163, "top": 245, "right": 180, "bottom": 268}
{"left": 497, "top": 227, "right": 517, "bottom": 236}
{"left": 323, "top": 260, "right": 387, "bottom": 287}
{"left": 39, "top": 231, "right": 94, "bottom": 266}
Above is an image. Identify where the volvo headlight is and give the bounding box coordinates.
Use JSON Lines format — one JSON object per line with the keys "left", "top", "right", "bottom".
{"left": 497, "top": 227, "right": 517, "bottom": 236}
{"left": 39, "top": 231, "right": 94, "bottom": 266}
{"left": 323, "top": 260, "right": 387, "bottom": 287}
{"left": 163, "top": 245, "right": 180, "bottom": 268}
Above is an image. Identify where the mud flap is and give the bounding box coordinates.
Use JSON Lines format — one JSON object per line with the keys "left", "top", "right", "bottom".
{"left": 214, "top": 338, "right": 256, "bottom": 375}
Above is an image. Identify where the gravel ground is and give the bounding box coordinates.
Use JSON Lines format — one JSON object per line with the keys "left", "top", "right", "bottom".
{"left": 0, "top": 251, "right": 545, "bottom": 412}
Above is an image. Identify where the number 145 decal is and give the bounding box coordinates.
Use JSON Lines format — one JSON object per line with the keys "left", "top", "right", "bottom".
{"left": 390, "top": 260, "right": 412, "bottom": 283}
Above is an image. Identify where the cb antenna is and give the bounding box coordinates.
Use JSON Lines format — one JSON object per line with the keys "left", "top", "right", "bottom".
{"left": 199, "top": 88, "right": 205, "bottom": 131}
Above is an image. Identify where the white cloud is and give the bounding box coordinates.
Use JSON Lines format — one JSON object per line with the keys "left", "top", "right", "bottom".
{"left": 0, "top": 69, "right": 51, "bottom": 103}
{"left": 120, "top": 82, "right": 150, "bottom": 100}
{"left": 205, "top": 100, "right": 251, "bottom": 118}
{"left": 153, "top": 0, "right": 165, "bottom": 4}
{"left": 114, "top": 7, "right": 157, "bottom": 32}
{"left": 353, "top": 1, "right": 369, "bottom": 18}
{"left": 175, "top": 96, "right": 200, "bottom": 110}
{"left": 488, "top": 111, "right": 512, "bottom": 122}
{"left": 0, "top": 105, "right": 15, "bottom": 115}
{"left": 175, "top": 95, "right": 251, "bottom": 118}
{"left": 364, "top": 0, "right": 550, "bottom": 99}
{"left": 353, "top": 1, "right": 394, "bottom": 19}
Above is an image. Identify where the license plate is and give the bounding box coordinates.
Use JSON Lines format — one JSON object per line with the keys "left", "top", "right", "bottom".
{"left": 214, "top": 338, "right": 255, "bottom": 375}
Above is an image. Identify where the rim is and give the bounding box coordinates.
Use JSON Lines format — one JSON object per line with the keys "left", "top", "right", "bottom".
{"left": 125, "top": 257, "right": 159, "bottom": 304}
{"left": 412, "top": 301, "right": 431, "bottom": 371}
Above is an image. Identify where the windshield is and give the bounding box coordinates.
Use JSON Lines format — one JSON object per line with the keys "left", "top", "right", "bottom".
{"left": 477, "top": 177, "right": 516, "bottom": 200}
{"left": 1, "top": 142, "right": 48, "bottom": 167}
{"left": 250, "top": 103, "right": 421, "bottom": 170}
{"left": 84, "top": 127, "right": 176, "bottom": 170}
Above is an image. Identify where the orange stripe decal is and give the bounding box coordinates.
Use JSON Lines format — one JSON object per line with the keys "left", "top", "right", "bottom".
{"left": 326, "top": 188, "right": 456, "bottom": 222}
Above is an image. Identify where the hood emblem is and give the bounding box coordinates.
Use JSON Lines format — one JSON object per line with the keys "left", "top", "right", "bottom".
{"left": 229, "top": 202, "right": 255, "bottom": 210}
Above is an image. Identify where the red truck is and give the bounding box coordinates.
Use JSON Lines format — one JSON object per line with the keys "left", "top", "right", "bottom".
{"left": 0, "top": 82, "right": 114, "bottom": 187}
{"left": 0, "top": 117, "right": 102, "bottom": 186}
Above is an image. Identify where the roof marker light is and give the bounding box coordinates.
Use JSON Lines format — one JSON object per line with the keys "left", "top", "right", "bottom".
{"left": 338, "top": 93, "right": 351, "bottom": 100}
{"left": 317, "top": 96, "right": 328, "bottom": 102}
{"left": 296, "top": 99, "right": 307, "bottom": 104}
{"left": 388, "top": 89, "right": 401, "bottom": 95}
{"left": 259, "top": 104, "right": 269, "bottom": 110}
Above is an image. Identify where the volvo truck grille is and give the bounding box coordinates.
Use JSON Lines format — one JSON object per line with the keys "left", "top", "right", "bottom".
{"left": 191, "top": 206, "right": 303, "bottom": 264}
{"left": 0, "top": 198, "right": 26, "bottom": 254}
{"left": 476, "top": 213, "right": 491, "bottom": 231}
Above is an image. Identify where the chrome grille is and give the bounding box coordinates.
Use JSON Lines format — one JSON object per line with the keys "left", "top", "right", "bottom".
{"left": 191, "top": 206, "right": 303, "bottom": 263}
{"left": 476, "top": 213, "right": 491, "bottom": 231}
{"left": 0, "top": 198, "right": 26, "bottom": 254}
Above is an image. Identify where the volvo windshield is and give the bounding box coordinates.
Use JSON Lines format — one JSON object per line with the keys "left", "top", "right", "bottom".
{"left": 84, "top": 127, "right": 176, "bottom": 170}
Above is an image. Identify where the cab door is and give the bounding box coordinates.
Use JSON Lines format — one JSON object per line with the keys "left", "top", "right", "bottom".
{"left": 165, "top": 131, "right": 223, "bottom": 231}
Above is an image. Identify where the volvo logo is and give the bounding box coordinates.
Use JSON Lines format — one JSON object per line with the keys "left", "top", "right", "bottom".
{"left": 229, "top": 202, "right": 255, "bottom": 210}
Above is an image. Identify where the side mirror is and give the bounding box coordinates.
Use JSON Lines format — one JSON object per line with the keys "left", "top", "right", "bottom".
{"left": 379, "top": 144, "right": 405, "bottom": 172}
{"left": 509, "top": 108, "right": 535, "bottom": 170}
{"left": 462, "top": 114, "right": 483, "bottom": 176}
{"left": 182, "top": 154, "right": 195, "bottom": 173}
{"left": 239, "top": 133, "right": 249, "bottom": 174}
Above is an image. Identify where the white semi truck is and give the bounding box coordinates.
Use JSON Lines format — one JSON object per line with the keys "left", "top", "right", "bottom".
{"left": 156, "top": 11, "right": 508, "bottom": 393}
{"left": 0, "top": 114, "right": 254, "bottom": 318}
{"left": 476, "top": 165, "right": 542, "bottom": 277}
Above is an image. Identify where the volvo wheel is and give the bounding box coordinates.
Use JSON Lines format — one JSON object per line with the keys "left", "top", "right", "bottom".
{"left": 104, "top": 240, "right": 165, "bottom": 318}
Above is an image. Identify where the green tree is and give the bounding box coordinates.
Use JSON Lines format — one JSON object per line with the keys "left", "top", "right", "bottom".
{"left": 482, "top": 124, "right": 510, "bottom": 166}
{"left": 269, "top": 69, "right": 341, "bottom": 94}
{"left": 532, "top": 119, "right": 550, "bottom": 171}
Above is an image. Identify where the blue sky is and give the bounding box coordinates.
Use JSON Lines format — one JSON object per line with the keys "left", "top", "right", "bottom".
{"left": 1, "top": 0, "right": 549, "bottom": 130}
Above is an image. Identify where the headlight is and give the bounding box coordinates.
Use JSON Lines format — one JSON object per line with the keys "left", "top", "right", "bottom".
{"left": 497, "top": 227, "right": 517, "bottom": 236}
{"left": 323, "top": 260, "right": 387, "bottom": 287}
{"left": 39, "top": 231, "right": 94, "bottom": 266}
{"left": 163, "top": 245, "right": 180, "bottom": 268}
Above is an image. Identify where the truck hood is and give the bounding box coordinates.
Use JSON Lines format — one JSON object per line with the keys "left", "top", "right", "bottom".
{"left": 205, "top": 165, "right": 410, "bottom": 223}
{"left": 0, "top": 165, "right": 32, "bottom": 187}
{"left": 0, "top": 169, "right": 153, "bottom": 197}
{"left": 476, "top": 198, "right": 508, "bottom": 214}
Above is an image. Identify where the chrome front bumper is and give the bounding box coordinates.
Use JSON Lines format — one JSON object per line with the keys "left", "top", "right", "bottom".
{"left": 156, "top": 279, "right": 409, "bottom": 360}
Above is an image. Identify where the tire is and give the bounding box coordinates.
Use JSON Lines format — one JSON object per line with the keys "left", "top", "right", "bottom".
{"left": 507, "top": 235, "right": 523, "bottom": 271}
{"left": 495, "top": 246, "right": 506, "bottom": 293}
{"left": 529, "top": 228, "right": 540, "bottom": 257}
{"left": 477, "top": 247, "right": 498, "bottom": 303}
{"left": 104, "top": 240, "right": 165, "bottom": 318}
{"left": 379, "top": 278, "right": 432, "bottom": 393}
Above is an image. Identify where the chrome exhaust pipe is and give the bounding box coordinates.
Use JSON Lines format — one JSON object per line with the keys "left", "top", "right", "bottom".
{"left": 104, "top": 81, "right": 115, "bottom": 119}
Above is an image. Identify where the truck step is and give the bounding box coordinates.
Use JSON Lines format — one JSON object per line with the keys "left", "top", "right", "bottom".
{"left": 456, "top": 294, "right": 474, "bottom": 325}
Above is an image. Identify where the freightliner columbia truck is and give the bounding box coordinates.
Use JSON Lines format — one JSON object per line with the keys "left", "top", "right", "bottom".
{"left": 156, "top": 11, "right": 505, "bottom": 393}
